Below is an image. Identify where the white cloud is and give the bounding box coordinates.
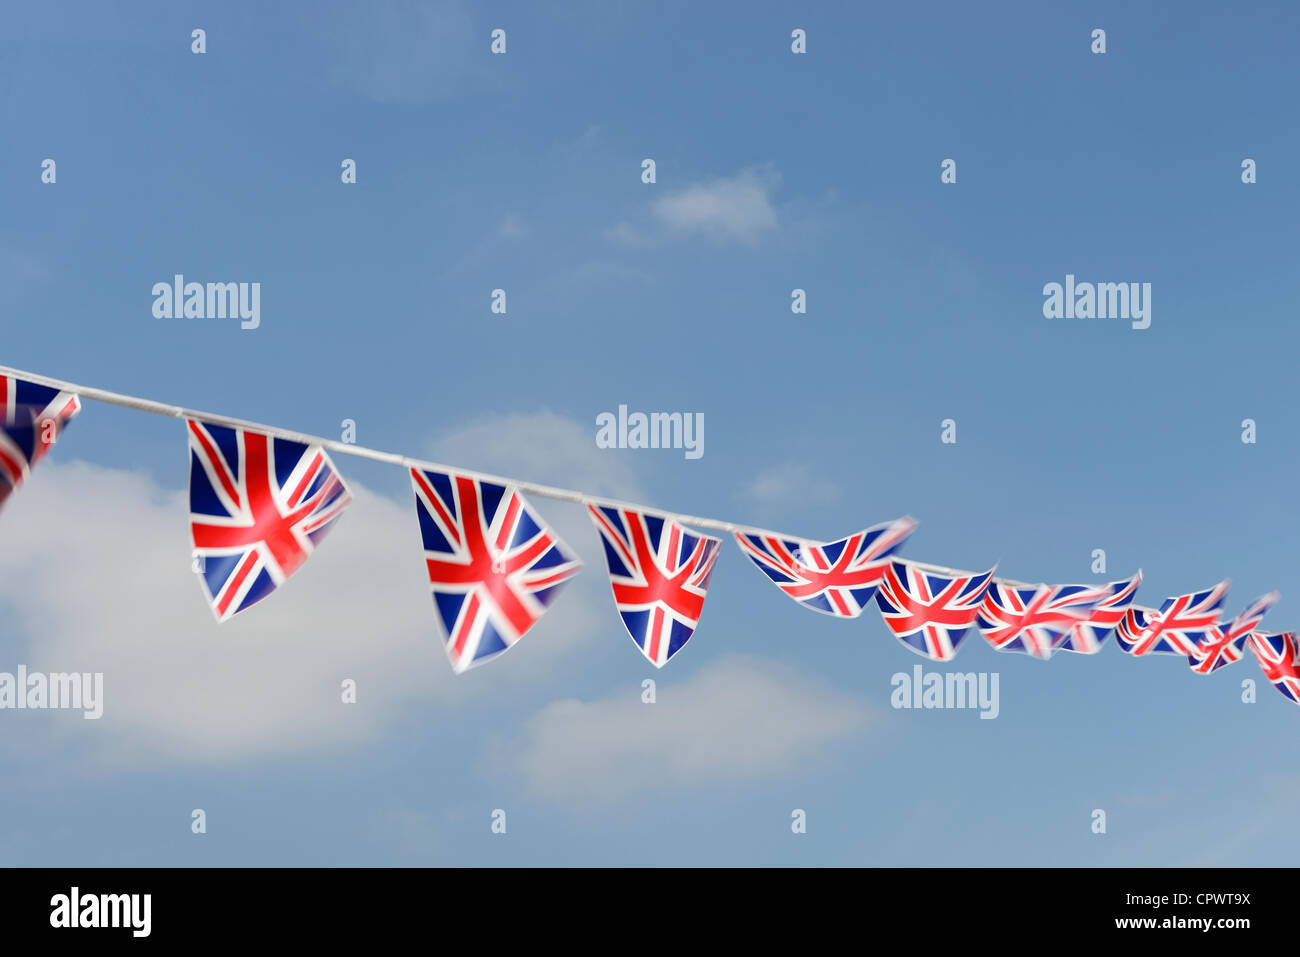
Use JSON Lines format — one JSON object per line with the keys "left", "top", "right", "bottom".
{"left": 604, "top": 221, "right": 657, "bottom": 248}
{"left": 652, "top": 166, "right": 780, "bottom": 244}
{"left": 495, "top": 656, "right": 870, "bottom": 807}
{"left": 322, "top": 0, "right": 499, "bottom": 104}
{"left": 569, "top": 125, "right": 602, "bottom": 160}
{"left": 434, "top": 409, "right": 642, "bottom": 502}
{"left": 0, "top": 462, "right": 449, "bottom": 767}
{"left": 0, "top": 413, "right": 645, "bottom": 769}
{"left": 498, "top": 215, "right": 527, "bottom": 239}
{"left": 740, "top": 462, "right": 840, "bottom": 508}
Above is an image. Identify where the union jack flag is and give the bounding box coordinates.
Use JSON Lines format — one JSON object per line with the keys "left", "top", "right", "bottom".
{"left": 1055, "top": 572, "right": 1143, "bottom": 654}
{"left": 0, "top": 374, "right": 81, "bottom": 512}
{"left": 413, "top": 469, "right": 582, "bottom": 673}
{"left": 1188, "top": 591, "right": 1280, "bottom": 675}
{"left": 1114, "top": 579, "right": 1229, "bottom": 656}
{"left": 733, "top": 517, "right": 917, "bottom": 618}
{"left": 588, "top": 504, "right": 721, "bottom": 668}
{"left": 1248, "top": 632, "right": 1300, "bottom": 705}
{"left": 976, "top": 582, "right": 1105, "bottom": 660}
{"left": 874, "top": 560, "right": 997, "bottom": 661}
{"left": 189, "top": 420, "right": 352, "bottom": 622}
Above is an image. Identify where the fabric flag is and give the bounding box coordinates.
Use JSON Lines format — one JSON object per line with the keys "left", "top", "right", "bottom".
{"left": 875, "top": 560, "right": 997, "bottom": 661}
{"left": 412, "top": 469, "right": 581, "bottom": 673}
{"left": 733, "top": 517, "right": 917, "bottom": 618}
{"left": 1054, "top": 572, "right": 1143, "bottom": 655}
{"left": 188, "top": 420, "right": 352, "bottom": 622}
{"left": 588, "top": 503, "right": 721, "bottom": 668}
{"left": 1248, "top": 632, "right": 1300, "bottom": 705}
{"left": 1187, "top": 591, "right": 1279, "bottom": 675}
{"left": 0, "top": 374, "right": 81, "bottom": 512}
{"left": 1114, "top": 579, "right": 1229, "bottom": 656}
{"left": 976, "top": 582, "right": 1105, "bottom": 660}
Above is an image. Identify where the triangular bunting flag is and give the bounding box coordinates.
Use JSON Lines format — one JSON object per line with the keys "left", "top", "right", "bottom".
{"left": 588, "top": 503, "right": 721, "bottom": 668}
{"left": 1054, "top": 572, "right": 1143, "bottom": 654}
{"left": 977, "top": 582, "right": 1106, "bottom": 660}
{"left": 733, "top": 517, "right": 916, "bottom": 618}
{"left": 188, "top": 419, "right": 352, "bottom": 621}
{"left": 1188, "top": 591, "right": 1280, "bottom": 674}
{"left": 412, "top": 468, "right": 582, "bottom": 673}
{"left": 1248, "top": 631, "right": 1300, "bottom": 705}
{"left": 1114, "top": 579, "right": 1229, "bottom": 656}
{"left": 0, "top": 374, "right": 81, "bottom": 512}
{"left": 874, "top": 560, "right": 997, "bottom": 661}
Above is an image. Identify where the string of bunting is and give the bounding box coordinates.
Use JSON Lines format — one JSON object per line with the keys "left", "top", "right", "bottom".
{"left": 2, "top": 364, "right": 1297, "bottom": 706}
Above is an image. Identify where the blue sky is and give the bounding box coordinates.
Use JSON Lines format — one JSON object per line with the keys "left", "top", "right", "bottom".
{"left": 2, "top": 0, "right": 1299, "bottom": 866}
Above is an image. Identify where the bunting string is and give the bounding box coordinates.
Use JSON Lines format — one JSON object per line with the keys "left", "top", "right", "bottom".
{"left": 0, "top": 365, "right": 796, "bottom": 540}
{"left": 0, "top": 364, "right": 1148, "bottom": 603}
{"left": 2, "top": 363, "right": 1297, "bottom": 702}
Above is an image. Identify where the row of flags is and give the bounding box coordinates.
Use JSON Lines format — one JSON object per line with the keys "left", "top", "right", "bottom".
{"left": 2, "top": 371, "right": 1297, "bottom": 707}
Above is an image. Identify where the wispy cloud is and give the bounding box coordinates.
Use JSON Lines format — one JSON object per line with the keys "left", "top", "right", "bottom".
{"left": 321, "top": 0, "right": 501, "bottom": 104}
{"left": 434, "top": 410, "right": 642, "bottom": 502}
{"left": 651, "top": 166, "right": 780, "bottom": 245}
{"left": 603, "top": 221, "right": 657, "bottom": 248}
{"left": 739, "top": 462, "right": 840, "bottom": 508}
{"left": 495, "top": 656, "right": 870, "bottom": 807}
{"left": 498, "top": 214, "right": 527, "bottom": 239}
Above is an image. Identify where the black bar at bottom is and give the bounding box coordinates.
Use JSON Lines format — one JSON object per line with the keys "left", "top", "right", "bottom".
{"left": 0, "top": 867, "right": 1276, "bottom": 943}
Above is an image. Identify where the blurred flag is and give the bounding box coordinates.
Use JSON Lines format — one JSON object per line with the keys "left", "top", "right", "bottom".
{"left": 1188, "top": 591, "right": 1279, "bottom": 674}
{"left": 1248, "top": 632, "right": 1300, "bottom": 705}
{"left": 1115, "top": 580, "right": 1229, "bottom": 656}
{"left": 977, "top": 582, "right": 1105, "bottom": 660}
{"left": 0, "top": 374, "right": 81, "bottom": 511}
{"left": 875, "top": 560, "right": 996, "bottom": 661}
{"left": 734, "top": 517, "right": 916, "bottom": 618}
{"left": 1055, "top": 572, "right": 1143, "bottom": 655}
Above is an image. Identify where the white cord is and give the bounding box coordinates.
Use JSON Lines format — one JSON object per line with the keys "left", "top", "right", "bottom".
{"left": 2, "top": 363, "right": 1172, "bottom": 614}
